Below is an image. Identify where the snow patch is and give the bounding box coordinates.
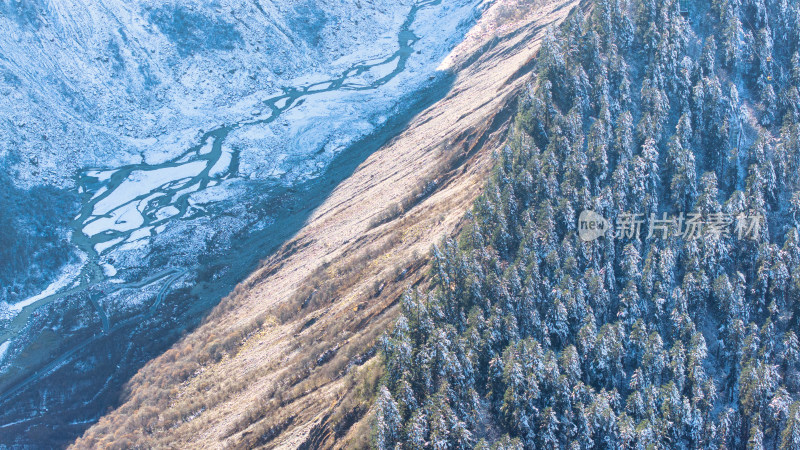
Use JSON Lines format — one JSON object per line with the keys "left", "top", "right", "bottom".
{"left": 95, "top": 237, "right": 124, "bottom": 254}
{"left": 0, "top": 341, "right": 10, "bottom": 363}
{"left": 102, "top": 263, "right": 118, "bottom": 277}
{"left": 92, "top": 162, "right": 206, "bottom": 216}
{"left": 10, "top": 261, "right": 83, "bottom": 312}
{"left": 208, "top": 147, "right": 233, "bottom": 177}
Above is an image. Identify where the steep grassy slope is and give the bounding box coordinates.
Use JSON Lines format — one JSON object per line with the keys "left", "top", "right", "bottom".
{"left": 71, "top": 0, "right": 580, "bottom": 447}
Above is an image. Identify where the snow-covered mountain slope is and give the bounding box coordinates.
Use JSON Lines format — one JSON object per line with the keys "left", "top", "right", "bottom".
{"left": 1, "top": 0, "right": 424, "bottom": 188}
{"left": 0, "top": 0, "right": 487, "bottom": 446}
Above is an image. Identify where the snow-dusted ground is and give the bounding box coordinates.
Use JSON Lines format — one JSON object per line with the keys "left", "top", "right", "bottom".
{"left": 0, "top": 0, "right": 478, "bottom": 190}
{"left": 0, "top": 0, "right": 486, "bottom": 414}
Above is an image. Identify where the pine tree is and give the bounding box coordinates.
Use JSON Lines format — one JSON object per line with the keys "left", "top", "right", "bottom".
{"left": 376, "top": 387, "right": 402, "bottom": 449}
{"left": 783, "top": 402, "right": 800, "bottom": 450}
